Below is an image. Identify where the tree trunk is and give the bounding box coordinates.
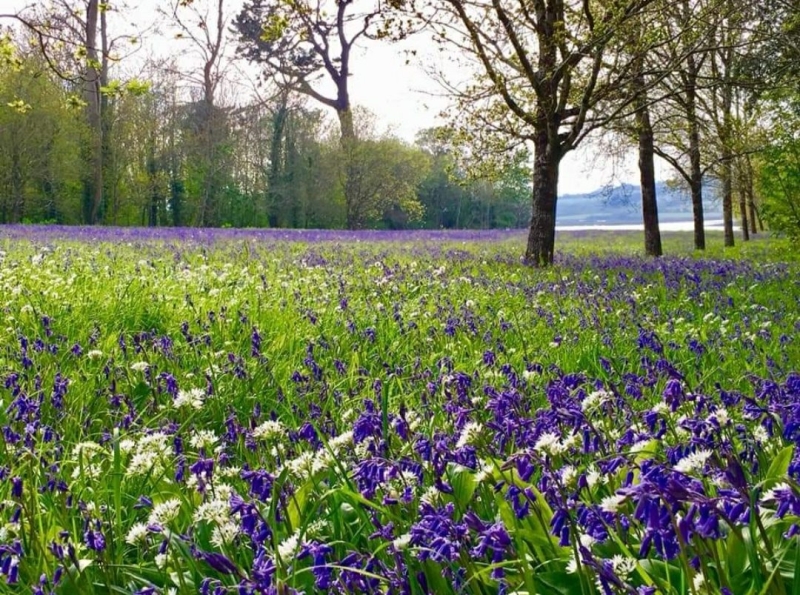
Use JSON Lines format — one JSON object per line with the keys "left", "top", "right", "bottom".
{"left": 525, "top": 127, "right": 559, "bottom": 267}
{"left": 721, "top": 80, "right": 735, "bottom": 247}
{"left": 634, "top": 71, "right": 662, "bottom": 257}
{"left": 691, "top": 177, "right": 706, "bottom": 250}
{"left": 147, "top": 144, "right": 159, "bottom": 227}
{"left": 338, "top": 107, "right": 361, "bottom": 229}
{"left": 754, "top": 202, "right": 765, "bottom": 232}
{"left": 745, "top": 154, "right": 757, "bottom": 234}
{"left": 738, "top": 183, "right": 749, "bottom": 241}
{"left": 170, "top": 179, "right": 184, "bottom": 227}
{"left": 10, "top": 140, "right": 24, "bottom": 224}
{"left": 267, "top": 99, "right": 288, "bottom": 227}
{"left": 687, "top": 127, "right": 708, "bottom": 251}
{"left": 690, "top": 172, "right": 704, "bottom": 251}
{"left": 722, "top": 155, "right": 735, "bottom": 247}
{"left": 687, "top": 55, "right": 705, "bottom": 250}
{"left": 84, "top": 0, "right": 103, "bottom": 225}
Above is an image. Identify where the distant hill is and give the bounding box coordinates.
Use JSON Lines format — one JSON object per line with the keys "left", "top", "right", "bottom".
{"left": 556, "top": 182, "right": 724, "bottom": 225}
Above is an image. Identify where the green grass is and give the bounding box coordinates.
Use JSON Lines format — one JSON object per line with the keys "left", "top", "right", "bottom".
{"left": 0, "top": 229, "right": 797, "bottom": 595}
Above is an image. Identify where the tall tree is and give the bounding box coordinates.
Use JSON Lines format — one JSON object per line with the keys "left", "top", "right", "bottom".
{"left": 648, "top": 0, "right": 718, "bottom": 251}
{"left": 2, "top": 1, "right": 141, "bottom": 223}
{"left": 628, "top": 18, "right": 662, "bottom": 257}
{"left": 413, "top": 0, "right": 669, "bottom": 265}
{"left": 234, "top": 0, "right": 382, "bottom": 228}
{"left": 166, "top": 0, "right": 231, "bottom": 226}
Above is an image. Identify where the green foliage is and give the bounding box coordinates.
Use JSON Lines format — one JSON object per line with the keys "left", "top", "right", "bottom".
{"left": 341, "top": 135, "right": 430, "bottom": 228}
{"left": 0, "top": 232, "right": 797, "bottom": 593}
{"left": 414, "top": 128, "right": 530, "bottom": 229}
{"left": 0, "top": 48, "right": 84, "bottom": 223}
{"left": 0, "top": 35, "right": 22, "bottom": 71}
{"left": 756, "top": 101, "right": 800, "bottom": 245}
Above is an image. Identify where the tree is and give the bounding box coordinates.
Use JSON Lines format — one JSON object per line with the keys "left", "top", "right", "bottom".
{"left": 754, "top": 98, "right": 800, "bottom": 244}
{"left": 414, "top": 0, "right": 668, "bottom": 265}
{"left": 166, "top": 0, "right": 232, "bottom": 226}
{"left": 0, "top": 41, "right": 83, "bottom": 223}
{"left": 2, "top": 1, "right": 143, "bottom": 223}
{"left": 415, "top": 127, "right": 531, "bottom": 229}
{"left": 234, "top": 0, "right": 383, "bottom": 228}
{"left": 647, "top": 0, "right": 719, "bottom": 251}
{"left": 630, "top": 21, "right": 662, "bottom": 256}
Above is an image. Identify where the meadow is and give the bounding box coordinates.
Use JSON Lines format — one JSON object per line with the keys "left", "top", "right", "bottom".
{"left": 0, "top": 226, "right": 798, "bottom": 595}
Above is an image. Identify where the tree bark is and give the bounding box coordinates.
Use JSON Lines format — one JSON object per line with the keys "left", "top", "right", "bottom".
{"left": 267, "top": 98, "right": 288, "bottom": 227}
{"left": 686, "top": 54, "right": 705, "bottom": 250}
{"left": 722, "top": 155, "right": 735, "bottom": 247}
{"left": 10, "top": 139, "right": 24, "bottom": 224}
{"left": 634, "top": 70, "right": 662, "bottom": 257}
{"left": 721, "top": 80, "right": 735, "bottom": 247}
{"left": 738, "top": 183, "right": 749, "bottom": 241}
{"left": 745, "top": 154, "right": 758, "bottom": 234}
{"left": 338, "top": 107, "right": 361, "bottom": 229}
{"left": 525, "top": 126, "right": 560, "bottom": 267}
{"left": 688, "top": 112, "right": 705, "bottom": 249}
{"left": 83, "top": 0, "right": 103, "bottom": 225}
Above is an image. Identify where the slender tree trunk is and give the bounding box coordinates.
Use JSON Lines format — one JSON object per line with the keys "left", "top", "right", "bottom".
{"left": 738, "top": 183, "right": 749, "bottom": 241}
{"left": 688, "top": 115, "right": 704, "bottom": 250}
{"left": 169, "top": 92, "right": 183, "bottom": 227}
{"left": 745, "top": 154, "right": 757, "bottom": 234}
{"left": 10, "top": 140, "right": 24, "bottom": 224}
{"left": 721, "top": 156, "right": 735, "bottom": 247}
{"left": 84, "top": 0, "right": 103, "bottom": 225}
{"left": 147, "top": 142, "right": 159, "bottom": 227}
{"left": 721, "top": 80, "right": 735, "bottom": 247}
{"left": 525, "top": 126, "right": 560, "bottom": 267}
{"left": 754, "top": 203, "right": 765, "bottom": 231}
{"left": 748, "top": 189, "right": 758, "bottom": 234}
{"left": 686, "top": 56, "right": 705, "bottom": 250}
{"left": 94, "top": 4, "right": 111, "bottom": 224}
{"left": 338, "top": 107, "right": 361, "bottom": 229}
{"left": 267, "top": 99, "right": 288, "bottom": 227}
{"left": 634, "top": 70, "right": 662, "bottom": 257}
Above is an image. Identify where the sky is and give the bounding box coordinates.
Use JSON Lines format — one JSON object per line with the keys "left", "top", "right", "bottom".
{"left": 5, "top": 0, "right": 654, "bottom": 195}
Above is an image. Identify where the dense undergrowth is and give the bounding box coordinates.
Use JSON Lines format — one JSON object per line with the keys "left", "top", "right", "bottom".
{"left": 0, "top": 228, "right": 798, "bottom": 595}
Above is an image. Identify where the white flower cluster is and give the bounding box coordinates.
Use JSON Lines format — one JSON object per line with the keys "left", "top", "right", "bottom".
{"left": 148, "top": 498, "right": 182, "bottom": 527}
{"left": 600, "top": 493, "right": 627, "bottom": 513}
{"left": 280, "top": 431, "right": 354, "bottom": 480}
{"left": 174, "top": 388, "right": 205, "bottom": 410}
{"left": 581, "top": 389, "right": 613, "bottom": 412}
{"left": 456, "top": 422, "right": 482, "bottom": 449}
{"left": 193, "top": 483, "right": 240, "bottom": 548}
{"left": 125, "top": 432, "right": 173, "bottom": 477}
{"left": 189, "top": 430, "right": 218, "bottom": 450}
{"left": 251, "top": 419, "right": 285, "bottom": 441}
{"left": 533, "top": 432, "right": 579, "bottom": 456}
{"left": 674, "top": 449, "right": 713, "bottom": 474}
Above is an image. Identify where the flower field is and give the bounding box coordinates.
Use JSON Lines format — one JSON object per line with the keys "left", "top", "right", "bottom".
{"left": 0, "top": 227, "right": 798, "bottom": 595}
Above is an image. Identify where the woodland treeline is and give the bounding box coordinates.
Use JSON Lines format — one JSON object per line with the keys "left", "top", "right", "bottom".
{"left": 1, "top": 0, "right": 799, "bottom": 264}
{"left": 0, "top": 54, "right": 530, "bottom": 230}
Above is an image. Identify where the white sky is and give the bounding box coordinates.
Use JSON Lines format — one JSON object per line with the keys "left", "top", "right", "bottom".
{"left": 4, "top": 0, "right": 652, "bottom": 194}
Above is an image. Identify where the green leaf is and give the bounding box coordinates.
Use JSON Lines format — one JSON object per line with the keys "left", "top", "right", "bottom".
{"left": 726, "top": 528, "right": 752, "bottom": 581}
{"left": 640, "top": 559, "right": 686, "bottom": 595}
{"left": 766, "top": 446, "right": 795, "bottom": 483}
{"left": 447, "top": 463, "right": 477, "bottom": 509}
{"left": 793, "top": 536, "right": 800, "bottom": 595}
{"left": 421, "top": 560, "right": 453, "bottom": 594}
{"left": 533, "top": 571, "right": 585, "bottom": 595}
{"left": 287, "top": 479, "right": 313, "bottom": 531}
